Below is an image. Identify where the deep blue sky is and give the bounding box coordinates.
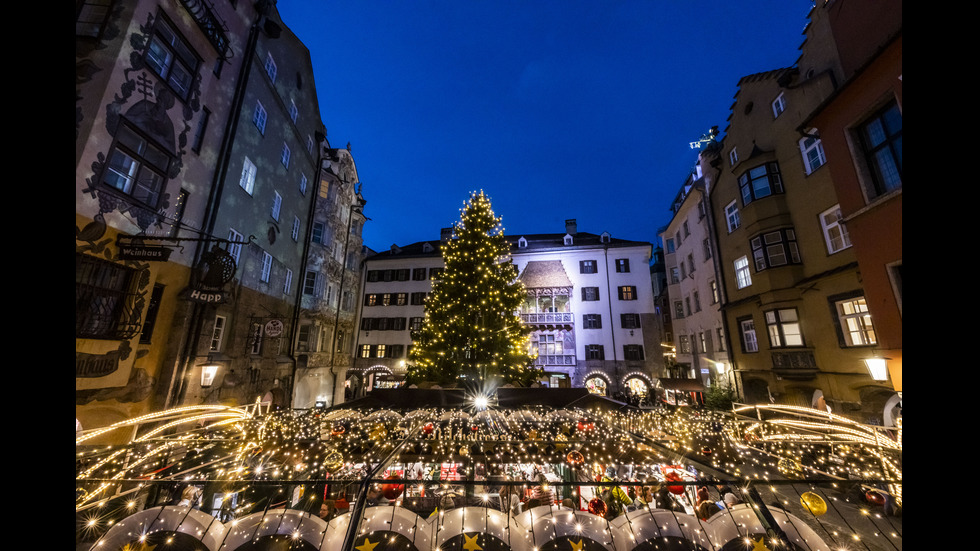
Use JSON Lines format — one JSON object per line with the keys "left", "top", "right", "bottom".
{"left": 276, "top": 0, "right": 814, "bottom": 252}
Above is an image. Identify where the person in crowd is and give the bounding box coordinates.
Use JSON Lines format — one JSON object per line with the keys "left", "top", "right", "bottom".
{"left": 318, "top": 499, "right": 337, "bottom": 521}
{"left": 499, "top": 483, "right": 523, "bottom": 516}
{"left": 560, "top": 498, "right": 577, "bottom": 510}
{"left": 600, "top": 466, "right": 633, "bottom": 518}
{"left": 365, "top": 484, "right": 389, "bottom": 507}
{"left": 696, "top": 487, "right": 721, "bottom": 520}
{"left": 527, "top": 473, "right": 555, "bottom": 509}
{"left": 655, "top": 485, "right": 687, "bottom": 512}
{"left": 723, "top": 493, "right": 740, "bottom": 509}
{"left": 631, "top": 485, "right": 657, "bottom": 510}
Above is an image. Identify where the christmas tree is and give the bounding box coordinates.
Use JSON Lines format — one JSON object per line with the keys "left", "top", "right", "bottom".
{"left": 408, "top": 191, "right": 540, "bottom": 387}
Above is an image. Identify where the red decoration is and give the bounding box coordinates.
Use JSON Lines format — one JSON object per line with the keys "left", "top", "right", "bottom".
{"left": 588, "top": 497, "right": 607, "bottom": 517}
{"left": 865, "top": 491, "right": 885, "bottom": 505}
{"left": 382, "top": 478, "right": 404, "bottom": 500}
{"left": 566, "top": 450, "right": 585, "bottom": 466}
{"left": 423, "top": 422, "right": 434, "bottom": 435}
{"left": 666, "top": 472, "right": 684, "bottom": 495}
{"left": 700, "top": 447, "right": 713, "bottom": 456}
{"left": 577, "top": 418, "right": 594, "bottom": 432}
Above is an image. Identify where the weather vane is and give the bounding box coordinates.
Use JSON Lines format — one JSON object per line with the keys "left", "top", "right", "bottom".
{"left": 689, "top": 126, "right": 720, "bottom": 149}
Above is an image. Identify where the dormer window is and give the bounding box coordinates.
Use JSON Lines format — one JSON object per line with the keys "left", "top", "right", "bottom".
{"left": 422, "top": 243, "right": 434, "bottom": 253}
{"left": 518, "top": 237, "right": 528, "bottom": 248}
{"left": 563, "top": 234, "right": 573, "bottom": 245}
{"left": 600, "top": 232, "right": 611, "bottom": 243}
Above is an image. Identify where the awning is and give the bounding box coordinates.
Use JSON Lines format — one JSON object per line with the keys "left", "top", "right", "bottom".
{"left": 656, "top": 378, "right": 706, "bottom": 392}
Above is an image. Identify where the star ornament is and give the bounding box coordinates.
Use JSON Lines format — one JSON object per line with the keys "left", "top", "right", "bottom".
{"left": 570, "top": 539, "right": 585, "bottom": 551}
{"left": 462, "top": 533, "right": 483, "bottom": 551}
{"left": 356, "top": 537, "right": 380, "bottom": 551}
{"left": 750, "top": 536, "right": 773, "bottom": 551}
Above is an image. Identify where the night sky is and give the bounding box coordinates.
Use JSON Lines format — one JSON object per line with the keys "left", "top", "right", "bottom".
{"left": 276, "top": 0, "right": 815, "bottom": 253}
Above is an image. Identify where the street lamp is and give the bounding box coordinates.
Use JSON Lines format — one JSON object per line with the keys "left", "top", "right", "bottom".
{"left": 864, "top": 355, "right": 890, "bottom": 382}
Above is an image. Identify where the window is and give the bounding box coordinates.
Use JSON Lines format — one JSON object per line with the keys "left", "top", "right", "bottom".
{"left": 693, "top": 291, "right": 701, "bottom": 312}
{"left": 580, "top": 260, "right": 598, "bottom": 274}
{"left": 621, "top": 313, "right": 641, "bottom": 329}
{"left": 725, "top": 201, "right": 741, "bottom": 233}
{"left": 192, "top": 107, "right": 210, "bottom": 153}
{"left": 410, "top": 317, "right": 424, "bottom": 332}
{"left": 765, "top": 308, "right": 804, "bottom": 348}
{"left": 687, "top": 254, "right": 695, "bottom": 274}
{"left": 585, "top": 344, "right": 605, "bottom": 360}
{"left": 429, "top": 268, "right": 444, "bottom": 279}
{"left": 283, "top": 268, "right": 292, "bottom": 294}
{"left": 618, "top": 286, "right": 637, "bottom": 300}
{"left": 833, "top": 296, "right": 877, "bottom": 346}
{"left": 800, "top": 135, "right": 826, "bottom": 174}
{"left": 76, "top": 0, "right": 113, "bottom": 38}
{"left": 739, "top": 318, "right": 758, "bottom": 353}
{"left": 291, "top": 216, "right": 300, "bottom": 241}
{"left": 678, "top": 335, "right": 691, "bottom": 354}
{"left": 581, "top": 287, "right": 600, "bottom": 301}
{"left": 249, "top": 323, "right": 263, "bottom": 355}
{"left": 210, "top": 315, "right": 226, "bottom": 351}
{"left": 680, "top": 262, "right": 686, "bottom": 280}
{"left": 751, "top": 228, "right": 801, "bottom": 271}
{"left": 364, "top": 294, "right": 378, "bottom": 306}
{"left": 239, "top": 157, "right": 256, "bottom": 194}
{"left": 144, "top": 15, "right": 198, "bottom": 100}
{"left": 359, "top": 345, "right": 371, "bottom": 358}
{"left": 675, "top": 231, "right": 682, "bottom": 246}
{"left": 289, "top": 100, "right": 298, "bottom": 123}
{"left": 265, "top": 52, "right": 277, "bottom": 82}
{"left": 583, "top": 314, "right": 602, "bottom": 329}
{"left": 297, "top": 324, "right": 313, "bottom": 352}
{"left": 311, "top": 222, "right": 324, "bottom": 244}
{"left": 260, "top": 252, "right": 272, "bottom": 282}
{"left": 624, "top": 345, "right": 644, "bottom": 361}
{"left": 280, "top": 142, "right": 291, "bottom": 168}
{"left": 253, "top": 100, "right": 267, "bottom": 134}
{"left": 669, "top": 267, "right": 680, "bottom": 284}
{"left": 734, "top": 256, "right": 752, "bottom": 289}
{"left": 683, "top": 221, "right": 690, "bottom": 238}
{"left": 303, "top": 270, "right": 317, "bottom": 296}
{"left": 413, "top": 268, "right": 427, "bottom": 281}
{"left": 75, "top": 254, "right": 141, "bottom": 340}
{"left": 710, "top": 281, "right": 720, "bottom": 304}
{"left": 716, "top": 327, "right": 726, "bottom": 351}
{"left": 665, "top": 238, "right": 676, "bottom": 254}
{"left": 684, "top": 297, "right": 691, "bottom": 317}
{"left": 772, "top": 92, "right": 786, "bottom": 118}
{"left": 698, "top": 332, "right": 708, "bottom": 353}
{"left": 729, "top": 147, "right": 738, "bottom": 167}
{"left": 299, "top": 174, "right": 308, "bottom": 195}
{"left": 139, "top": 284, "right": 164, "bottom": 344}
{"left": 228, "top": 228, "right": 243, "bottom": 264}
{"left": 396, "top": 293, "right": 408, "bottom": 306}
{"left": 271, "top": 191, "right": 282, "bottom": 221}
{"left": 535, "top": 334, "right": 563, "bottom": 355}
{"left": 102, "top": 123, "right": 171, "bottom": 208}
{"left": 857, "top": 101, "right": 902, "bottom": 199}
{"left": 673, "top": 301, "right": 684, "bottom": 319}
{"left": 388, "top": 345, "right": 405, "bottom": 359}
{"left": 820, "top": 205, "right": 851, "bottom": 254}
{"left": 739, "top": 162, "right": 783, "bottom": 205}
{"left": 381, "top": 293, "right": 392, "bottom": 306}
{"left": 615, "top": 259, "right": 630, "bottom": 273}
{"left": 411, "top": 292, "right": 427, "bottom": 305}
{"left": 307, "top": 135, "right": 315, "bottom": 154}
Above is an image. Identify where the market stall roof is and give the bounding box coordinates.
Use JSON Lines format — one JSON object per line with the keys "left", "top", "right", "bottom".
{"left": 338, "top": 388, "right": 630, "bottom": 412}
{"left": 655, "top": 378, "right": 706, "bottom": 391}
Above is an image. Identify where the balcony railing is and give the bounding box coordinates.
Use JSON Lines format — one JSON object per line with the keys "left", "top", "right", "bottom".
{"left": 533, "top": 354, "right": 576, "bottom": 366}
{"left": 771, "top": 349, "right": 818, "bottom": 380}
{"left": 521, "top": 312, "right": 574, "bottom": 325}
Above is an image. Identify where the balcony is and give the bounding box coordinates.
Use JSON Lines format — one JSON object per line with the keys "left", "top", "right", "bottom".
{"left": 520, "top": 312, "right": 574, "bottom": 328}
{"left": 771, "top": 349, "right": 818, "bottom": 380}
{"left": 533, "top": 354, "right": 576, "bottom": 367}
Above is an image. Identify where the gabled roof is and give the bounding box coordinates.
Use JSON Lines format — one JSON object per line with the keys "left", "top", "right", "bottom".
{"left": 367, "top": 232, "right": 652, "bottom": 261}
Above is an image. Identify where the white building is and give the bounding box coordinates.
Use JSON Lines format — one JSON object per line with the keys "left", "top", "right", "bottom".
{"left": 351, "top": 220, "right": 664, "bottom": 400}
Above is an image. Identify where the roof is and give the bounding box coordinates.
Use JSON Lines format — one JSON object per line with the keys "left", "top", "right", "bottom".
{"left": 367, "top": 232, "right": 652, "bottom": 261}
{"left": 518, "top": 260, "right": 572, "bottom": 288}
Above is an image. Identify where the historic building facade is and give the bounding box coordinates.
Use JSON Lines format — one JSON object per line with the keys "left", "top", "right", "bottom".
{"left": 76, "top": 0, "right": 252, "bottom": 438}
{"left": 351, "top": 221, "right": 664, "bottom": 399}
{"left": 705, "top": 4, "right": 894, "bottom": 416}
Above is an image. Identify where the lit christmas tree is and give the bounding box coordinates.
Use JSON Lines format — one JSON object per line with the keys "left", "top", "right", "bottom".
{"left": 408, "top": 191, "right": 540, "bottom": 387}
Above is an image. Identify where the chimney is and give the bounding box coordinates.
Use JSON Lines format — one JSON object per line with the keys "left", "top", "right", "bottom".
{"left": 440, "top": 227, "right": 453, "bottom": 242}
{"left": 565, "top": 219, "right": 577, "bottom": 235}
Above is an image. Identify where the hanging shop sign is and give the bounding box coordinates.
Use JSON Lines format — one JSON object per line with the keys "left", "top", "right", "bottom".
{"left": 118, "top": 244, "right": 173, "bottom": 261}
{"left": 184, "top": 246, "right": 237, "bottom": 304}
{"left": 264, "top": 319, "right": 284, "bottom": 337}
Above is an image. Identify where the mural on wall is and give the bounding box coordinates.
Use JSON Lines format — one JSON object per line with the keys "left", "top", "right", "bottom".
{"left": 80, "top": 10, "right": 202, "bottom": 234}
{"left": 76, "top": 1, "right": 126, "bottom": 139}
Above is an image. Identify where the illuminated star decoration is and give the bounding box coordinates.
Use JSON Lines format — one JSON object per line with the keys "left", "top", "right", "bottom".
{"left": 356, "top": 537, "right": 380, "bottom": 551}
{"left": 462, "top": 533, "right": 483, "bottom": 551}
{"left": 121, "top": 543, "right": 156, "bottom": 551}
{"left": 750, "top": 536, "right": 773, "bottom": 551}
{"left": 569, "top": 538, "right": 585, "bottom": 551}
